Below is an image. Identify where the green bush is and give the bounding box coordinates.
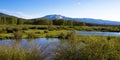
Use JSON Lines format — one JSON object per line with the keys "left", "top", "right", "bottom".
{"left": 44, "top": 30, "right": 49, "bottom": 33}
{"left": 58, "top": 33, "right": 67, "bottom": 39}
{"left": 13, "top": 31, "right": 22, "bottom": 40}
{"left": 27, "top": 33, "right": 38, "bottom": 39}
{"left": 37, "top": 26, "right": 48, "bottom": 30}
{"left": 22, "top": 27, "right": 29, "bottom": 30}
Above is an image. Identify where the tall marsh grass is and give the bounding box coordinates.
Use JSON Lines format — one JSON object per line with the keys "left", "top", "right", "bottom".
{"left": 0, "top": 30, "right": 119, "bottom": 60}
{"left": 54, "top": 35, "right": 120, "bottom": 60}
{"left": 0, "top": 42, "right": 50, "bottom": 60}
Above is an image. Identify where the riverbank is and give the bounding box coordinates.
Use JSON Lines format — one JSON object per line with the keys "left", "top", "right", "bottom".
{"left": 0, "top": 29, "right": 69, "bottom": 39}
{"left": 0, "top": 34, "right": 119, "bottom": 60}
{"left": 0, "top": 25, "right": 120, "bottom": 39}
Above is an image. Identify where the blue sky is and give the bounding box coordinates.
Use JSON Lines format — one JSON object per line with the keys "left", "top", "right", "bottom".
{"left": 0, "top": 0, "right": 120, "bottom": 21}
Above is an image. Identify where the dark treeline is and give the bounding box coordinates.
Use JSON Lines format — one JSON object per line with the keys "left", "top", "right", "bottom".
{"left": 0, "top": 16, "right": 24, "bottom": 25}
{"left": 1, "top": 16, "right": 118, "bottom": 27}
{"left": 24, "top": 18, "right": 90, "bottom": 26}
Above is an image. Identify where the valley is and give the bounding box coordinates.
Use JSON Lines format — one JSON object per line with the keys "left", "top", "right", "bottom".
{"left": 0, "top": 13, "right": 119, "bottom": 60}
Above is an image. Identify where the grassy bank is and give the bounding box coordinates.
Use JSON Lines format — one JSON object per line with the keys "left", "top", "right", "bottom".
{"left": 0, "top": 44, "right": 49, "bottom": 60}
{"left": 0, "top": 25, "right": 119, "bottom": 32}
{"left": 54, "top": 35, "right": 120, "bottom": 60}
{"left": 0, "top": 25, "right": 119, "bottom": 60}
{"left": 0, "top": 25, "right": 119, "bottom": 39}
{"left": 0, "top": 34, "right": 119, "bottom": 60}
{"left": 0, "top": 29, "right": 69, "bottom": 39}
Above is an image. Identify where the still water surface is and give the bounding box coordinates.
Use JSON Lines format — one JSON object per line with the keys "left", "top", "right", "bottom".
{"left": 76, "top": 31, "right": 120, "bottom": 36}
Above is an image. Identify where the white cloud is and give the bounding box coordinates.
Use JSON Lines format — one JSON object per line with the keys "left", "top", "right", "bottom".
{"left": 13, "top": 12, "right": 34, "bottom": 19}
{"left": 0, "top": 9, "right": 34, "bottom": 19}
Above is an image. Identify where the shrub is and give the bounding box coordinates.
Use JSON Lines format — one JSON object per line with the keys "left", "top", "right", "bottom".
{"left": 37, "top": 26, "right": 48, "bottom": 30}
{"left": 22, "top": 27, "right": 29, "bottom": 30}
{"left": 29, "top": 26, "right": 37, "bottom": 29}
{"left": 0, "top": 28, "right": 3, "bottom": 33}
{"left": 58, "top": 33, "right": 66, "bottom": 39}
{"left": 27, "top": 33, "right": 38, "bottom": 39}
{"left": 6, "top": 27, "right": 13, "bottom": 33}
{"left": 44, "top": 30, "right": 49, "bottom": 33}
{"left": 13, "top": 31, "right": 22, "bottom": 40}
{"left": 35, "top": 32, "right": 41, "bottom": 34}
{"left": 6, "top": 27, "right": 21, "bottom": 33}
{"left": 48, "top": 26, "right": 57, "bottom": 31}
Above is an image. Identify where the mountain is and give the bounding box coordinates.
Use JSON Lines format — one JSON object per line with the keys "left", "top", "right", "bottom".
{"left": 0, "top": 12, "right": 120, "bottom": 25}
{"left": 42, "top": 14, "right": 120, "bottom": 25}
{"left": 42, "top": 14, "right": 72, "bottom": 20}
{"left": 0, "top": 12, "right": 21, "bottom": 18}
{"left": 0, "top": 13, "right": 11, "bottom": 16}
{"left": 74, "top": 18, "right": 120, "bottom": 25}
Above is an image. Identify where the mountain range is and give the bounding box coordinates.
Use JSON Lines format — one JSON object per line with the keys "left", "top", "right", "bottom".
{"left": 42, "top": 14, "right": 120, "bottom": 25}
{"left": 0, "top": 13, "right": 120, "bottom": 25}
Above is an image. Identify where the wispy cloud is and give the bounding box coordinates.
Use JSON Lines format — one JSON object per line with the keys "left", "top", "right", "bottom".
{"left": 0, "top": 9, "right": 34, "bottom": 19}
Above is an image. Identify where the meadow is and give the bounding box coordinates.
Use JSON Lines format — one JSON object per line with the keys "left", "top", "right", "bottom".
{"left": 0, "top": 25, "right": 119, "bottom": 60}
{"left": 0, "top": 25, "right": 120, "bottom": 39}
{"left": 0, "top": 33, "right": 119, "bottom": 60}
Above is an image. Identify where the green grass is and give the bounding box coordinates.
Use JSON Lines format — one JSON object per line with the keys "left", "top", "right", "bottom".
{"left": 54, "top": 35, "right": 120, "bottom": 60}
{"left": 0, "top": 45, "right": 43, "bottom": 60}
{"left": 0, "top": 29, "right": 69, "bottom": 39}
{"left": 0, "top": 33, "right": 119, "bottom": 60}
{"left": 0, "top": 33, "right": 13, "bottom": 39}
{"left": 0, "top": 25, "right": 119, "bottom": 33}
{"left": 0, "top": 25, "right": 119, "bottom": 60}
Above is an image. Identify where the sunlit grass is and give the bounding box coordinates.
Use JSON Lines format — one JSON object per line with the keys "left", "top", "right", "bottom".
{"left": 54, "top": 35, "right": 120, "bottom": 60}
{"left": 0, "top": 29, "right": 69, "bottom": 39}
{"left": 0, "top": 45, "right": 42, "bottom": 60}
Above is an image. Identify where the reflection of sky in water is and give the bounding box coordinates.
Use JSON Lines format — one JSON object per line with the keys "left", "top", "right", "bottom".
{"left": 76, "top": 31, "right": 120, "bottom": 36}
{"left": 0, "top": 39, "right": 13, "bottom": 46}
{"left": 0, "top": 38, "right": 60, "bottom": 60}
{"left": 0, "top": 31, "right": 119, "bottom": 47}
{"left": 0, "top": 38, "right": 59, "bottom": 49}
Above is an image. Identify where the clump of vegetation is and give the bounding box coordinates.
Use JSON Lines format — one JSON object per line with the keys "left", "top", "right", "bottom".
{"left": 54, "top": 47, "right": 81, "bottom": 60}
{"left": 35, "top": 32, "right": 41, "bottom": 34}
{"left": 58, "top": 33, "right": 67, "bottom": 39}
{"left": 54, "top": 32, "right": 77, "bottom": 60}
{"left": 0, "top": 45, "right": 46, "bottom": 60}
{"left": 44, "top": 30, "right": 49, "bottom": 33}
{"left": 58, "top": 31, "right": 76, "bottom": 40}
{"left": 54, "top": 35, "right": 120, "bottom": 60}
{"left": 48, "top": 25, "right": 57, "bottom": 31}
{"left": 27, "top": 33, "right": 37, "bottom": 39}
{"left": 66, "top": 31, "right": 76, "bottom": 40}
{"left": 13, "top": 31, "right": 22, "bottom": 40}
{"left": 46, "top": 34, "right": 55, "bottom": 38}
{"left": 37, "top": 26, "right": 48, "bottom": 30}
{"left": 79, "top": 40, "right": 120, "bottom": 60}
{"left": 22, "top": 27, "right": 29, "bottom": 30}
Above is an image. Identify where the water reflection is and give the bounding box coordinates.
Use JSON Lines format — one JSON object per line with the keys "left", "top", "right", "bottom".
{"left": 76, "top": 31, "right": 120, "bottom": 36}
{"left": 0, "top": 38, "right": 59, "bottom": 48}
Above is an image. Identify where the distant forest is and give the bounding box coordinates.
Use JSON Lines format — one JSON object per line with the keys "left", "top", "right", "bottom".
{"left": 0, "top": 16, "right": 118, "bottom": 26}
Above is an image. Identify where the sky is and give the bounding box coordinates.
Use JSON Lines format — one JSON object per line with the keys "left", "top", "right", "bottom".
{"left": 0, "top": 0, "right": 120, "bottom": 21}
